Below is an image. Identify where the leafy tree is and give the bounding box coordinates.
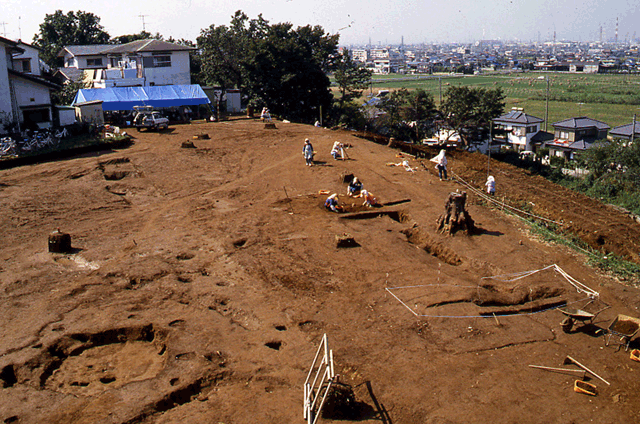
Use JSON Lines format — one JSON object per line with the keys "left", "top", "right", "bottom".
{"left": 577, "top": 138, "right": 640, "bottom": 214}
{"left": 111, "top": 31, "right": 163, "bottom": 44}
{"left": 333, "top": 49, "right": 372, "bottom": 107}
{"left": 197, "top": 11, "right": 338, "bottom": 122}
{"left": 51, "top": 79, "right": 90, "bottom": 106}
{"left": 377, "top": 88, "right": 438, "bottom": 142}
{"left": 440, "top": 86, "right": 505, "bottom": 146}
{"left": 33, "top": 10, "right": 110, "bottom": 68}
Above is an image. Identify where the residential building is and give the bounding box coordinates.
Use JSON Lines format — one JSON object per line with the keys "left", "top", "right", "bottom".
{"left": 350, "top": 49, "right": 368, "bottom": 63}
{"left": 546, "top": 116, "right": 610, "bottom": 159}
{"left": 0, "top": 36, "right": 59, "bottom": 133}
{"left": 11, "top": 41, "right": 45, "bottom": 76}
{"left": 608, "top": 122, "right": 640, "bottom": 141}
{"left": 493, "top": 108, "right": 544, "bottom": 151}
{"left": 58, "top": 39, "right": 194, "bottom": 88}
{"left": 569, "top": 61, "right": 600, "bottom": 73}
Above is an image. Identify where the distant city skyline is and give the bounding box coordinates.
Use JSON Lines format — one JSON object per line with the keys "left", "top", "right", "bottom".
{"left": 1, "top": 0, "right": 639, "bottom": 45}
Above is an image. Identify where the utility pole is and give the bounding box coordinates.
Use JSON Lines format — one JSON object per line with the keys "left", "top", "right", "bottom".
{"left": 545, "top": 76, "right": 550, "bottom": 132}
{"left": 632, "top": 114, "right": 637, "bottom": 145}
{"left": 439, "top": 76, "right": 442, "bottom": 105}
{"left": 487, "top": 122, "right": 493, "bottom": 178}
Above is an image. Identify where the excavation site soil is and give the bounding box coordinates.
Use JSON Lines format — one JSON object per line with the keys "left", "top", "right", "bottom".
{"left": 1, "top": 118, "right": 640, "bottom": 424}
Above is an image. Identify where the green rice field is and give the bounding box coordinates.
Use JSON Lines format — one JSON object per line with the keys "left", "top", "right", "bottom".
{"left": 364, "top": 72, "right": 640, "bottom": 128}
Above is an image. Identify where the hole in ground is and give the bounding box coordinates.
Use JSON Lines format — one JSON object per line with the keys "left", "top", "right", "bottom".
{"left": 232, "top": 238, "right": 247, "bottom": 248}
{"left": 275, "top": 325, "right": 287, "bottom": 331}
{"left": 265, "top": 341, "right": 282, "bottom": 350}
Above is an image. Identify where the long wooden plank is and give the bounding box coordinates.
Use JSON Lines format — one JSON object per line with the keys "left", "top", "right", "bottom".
{"left": 529, "top": 365, "right": 586, "bottom": 378}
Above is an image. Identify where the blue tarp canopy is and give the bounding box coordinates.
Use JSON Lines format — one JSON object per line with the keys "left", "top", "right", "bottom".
{"left": 72, "top": 84, "right": 211, "bottom": 111}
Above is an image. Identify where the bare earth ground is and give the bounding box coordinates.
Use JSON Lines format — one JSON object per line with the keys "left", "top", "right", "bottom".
{"left": 1, "top": 118, "right": 640, "bottom": 424}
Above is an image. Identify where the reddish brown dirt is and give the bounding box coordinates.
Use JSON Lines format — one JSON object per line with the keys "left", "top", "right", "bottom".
{"left": 1, "top": 118, "right": 640, "bottom": 424}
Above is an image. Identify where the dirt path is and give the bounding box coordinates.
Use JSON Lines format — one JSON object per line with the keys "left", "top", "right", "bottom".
{"left": 1, "top": 119, "right": 640, "bottom": 424}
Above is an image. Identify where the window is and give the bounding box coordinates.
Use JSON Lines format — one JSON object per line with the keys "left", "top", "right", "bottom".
{"left": 20, "top": 59, "right": 32, "bottom": 73}
{"left": 86, "top": 57, "right": 103, "bottom": 67}
{"left": 152, "top": 55, "right": 171, "bottom": 68}
{"left": 559, "top": 131, "right": 569, "bottom": 140}
{"left": 526, "top": 126, "right": 536, "bottom": 134}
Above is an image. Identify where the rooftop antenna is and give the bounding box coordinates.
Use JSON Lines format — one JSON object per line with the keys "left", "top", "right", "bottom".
{"left": 138, "top": 14, "right": 149, "bottom": 32}
{"left": 18, "top": 17, "right": 21, "bottom": 40}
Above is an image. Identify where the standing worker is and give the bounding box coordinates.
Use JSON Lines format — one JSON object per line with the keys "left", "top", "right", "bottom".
{"left": 485, "top": 176, "right": 496, "bottom": 195}
{"left": 302, "top": 138, "right": 314, "bottom": 166}
{"left": 431, "top": 149, "right": 448, "bottom": 180}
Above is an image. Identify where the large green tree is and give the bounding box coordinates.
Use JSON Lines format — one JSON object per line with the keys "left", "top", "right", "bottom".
{"left": 579, "top": 138, "right": 640, "bottom": 213}
{"left": 440, "top": 86, "right": 505, "bottom": 146}
{"left": 197, "top": 11, "right": 338, "bottom": 122}
{"left": 376, "top": 88, "right": 439, "bottom": 142}
{"left": 333, "top": 49, "right": 372, "bottom": 107}
{"left": 33, "top": 10, "right": 111, "bottom": 68}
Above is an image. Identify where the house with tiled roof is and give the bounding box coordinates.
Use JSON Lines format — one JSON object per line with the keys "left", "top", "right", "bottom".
{"left": 492, "top": 108, "right": 544, "bottom": 151}
{"left": 57, "top": 39, "right": 194, "bottom": 88}
{"left": 546, "top": 117, "right": 610, "bottom": 159}
{"left": 608, "top": 122, "right": 640, "bottom": 142}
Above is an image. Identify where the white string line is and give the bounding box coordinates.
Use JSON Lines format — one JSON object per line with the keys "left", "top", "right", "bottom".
{"left": 451, "top": 171, "right": 562, "bottom": 225}
{"left": 482, "top": 264, "right": 599, "bottom": 298}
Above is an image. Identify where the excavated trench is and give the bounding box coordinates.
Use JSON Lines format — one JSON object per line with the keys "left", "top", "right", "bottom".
{"left": 2, "top": 324, "right": 167, "bottom": 396}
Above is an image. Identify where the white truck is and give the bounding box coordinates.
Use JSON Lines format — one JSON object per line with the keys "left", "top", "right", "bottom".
{"left": 132, "top": 106, "right": 169, "bottom": 131}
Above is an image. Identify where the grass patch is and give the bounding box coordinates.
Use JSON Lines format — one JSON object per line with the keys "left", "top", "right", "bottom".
{"left": 366, "top": 72, "right": 640, "bottom": 127}
{"left": 525, "top": 218, "right": 640, "bottom": 287}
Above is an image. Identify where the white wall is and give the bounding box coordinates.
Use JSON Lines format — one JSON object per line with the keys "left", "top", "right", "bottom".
{"left": 13, "top": 44, "right": 42, "bottom": 75}
{"left": 0, "top": 44, "right": 15, "bottom": 132}
{"left": 143, "top": 51, "right": 191, "bottom": 86}
{"left": 12, "top": 76, "right": 51, "bottom": 107}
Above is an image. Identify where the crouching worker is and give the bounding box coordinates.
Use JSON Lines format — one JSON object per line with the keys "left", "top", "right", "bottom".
{"left": 324, "top": 193, "right": 342, "bottom": 212}
{"left": 331, "top": 141, "right": 344, "bottom": 160}
{"left": 359, "top": 190, "right": 378, "bottom": 207}
{"left": 347, "top": 177, "right": 362, "bottom": 196}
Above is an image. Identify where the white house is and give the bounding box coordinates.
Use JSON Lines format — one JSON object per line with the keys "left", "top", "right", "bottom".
{"left": 57, "top": 39, "right": 194, "bottom": 88}
{"left": 0, "top": 36, "right": 59, "bottom": 133}
{"left": 493, "top": 108, "right": 545, "bottom": 152}
{"left": 11, "top": 41, "right": 46, "bottom": 76}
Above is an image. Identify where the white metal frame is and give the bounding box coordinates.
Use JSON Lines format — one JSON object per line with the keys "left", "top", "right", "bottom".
{"left": 303, "top": 333, "right": 335, "bottom": 424}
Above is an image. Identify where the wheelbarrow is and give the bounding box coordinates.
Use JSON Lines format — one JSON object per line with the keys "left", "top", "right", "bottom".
{"left": 558, "top": 305, "right": 610, "bottom": 333}
{"left": 604, "top": 314, "right": 640, "bottom": 351}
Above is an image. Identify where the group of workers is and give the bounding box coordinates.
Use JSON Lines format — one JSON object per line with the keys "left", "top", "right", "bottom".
{"left": 306, "top": 140, "right": 495, "bottom": 213}
{"left": 302, "top": 139, "right": 349, "bottom": 167}
{"left": 324, "top": 176, "right": 378, "bottom": 212}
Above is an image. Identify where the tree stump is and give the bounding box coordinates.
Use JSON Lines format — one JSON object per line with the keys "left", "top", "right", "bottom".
{"left": 436, "top": 191, "right": 475, "bottom": 236}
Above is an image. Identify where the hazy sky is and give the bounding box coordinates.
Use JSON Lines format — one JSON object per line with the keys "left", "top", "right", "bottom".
{"left": 1, "top": 0, "right": 639, "bottom": 45}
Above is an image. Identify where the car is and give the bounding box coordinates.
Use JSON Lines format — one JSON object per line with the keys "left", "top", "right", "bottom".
{"left": 132, "top": 106, "right": 169, "bottom": 131}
